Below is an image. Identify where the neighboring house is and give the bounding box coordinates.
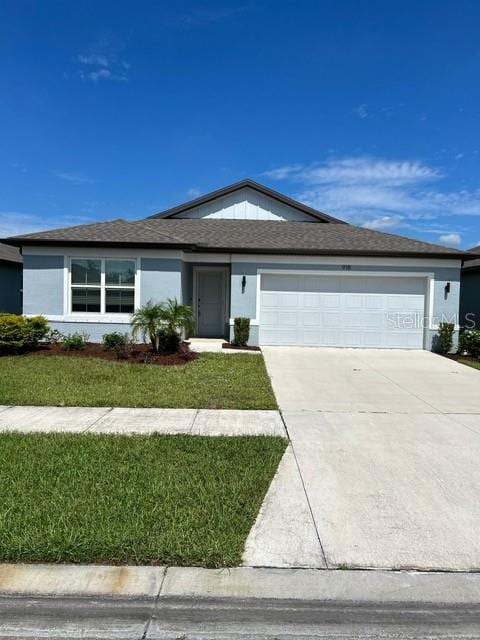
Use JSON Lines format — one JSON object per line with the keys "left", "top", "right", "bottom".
{"left": 0, "top": 243, "right": 22, "bottom": 314}
{"left": 3, "top": 179, "right": 467, "bottom": 349}
{"left": 460, "top": 245, "right": 480, "bottom": 329}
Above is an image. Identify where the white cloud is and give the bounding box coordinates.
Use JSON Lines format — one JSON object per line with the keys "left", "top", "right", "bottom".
{"left": 354, "top": 104, "right": 368, "bottom": 119}
{"left": 76, "top": 51, "right": 129, "bottom": 82}
{"left": 362, "top": 215, "right": 403, "bottom": 230}
{"left": 87, "top": 68, "right": 112, "bottom": 82}
{"left": 439, "top": 233, "right": 461, "bottom": 246}
{"left": 262, "top": 156, "right": 480, "bottom": 242}
{"left": 187, "top": 188, "right": 202, "bottom": 198}
{"left": 0, "top": 211, "right": 95, "bottom": 238}
{"left": 77, "top": 54, "right": 110, "bottom": 67}
{"left": 54, "top": 171, "right": 93, "bottom": 185}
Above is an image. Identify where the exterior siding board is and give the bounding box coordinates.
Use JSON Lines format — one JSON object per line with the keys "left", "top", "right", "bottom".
{"left": 173, "top": 188, "right": 314, "bottom": 222}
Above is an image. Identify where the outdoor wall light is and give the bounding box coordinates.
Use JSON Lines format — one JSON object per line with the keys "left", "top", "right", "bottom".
{"left": 445, "top": 282, "right": 451, "bottom": 295}
{"left": 241, "top": 275, "right": 247, "bottom": 293}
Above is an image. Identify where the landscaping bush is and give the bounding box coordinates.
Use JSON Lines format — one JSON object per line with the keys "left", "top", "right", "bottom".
{"left": 0, "top": 314, "right": 48, "bottom": 352}
{"left": 102, "top": 331, "right": 134, "bottom": 358}
{"left": 62, "top": 332, "right": 89, "bottom": 351}
{"left": 27, "top": 315, "right": 49, "bottom": 343}
{"left": 233, "top": 317, "right": 250, "bottom": 346}
{"left": 46, "top": 328, "right": 64, "bottom": 344}
{"left": 459, "top": 328, "right": 480, "bottom": 357}
{"left": 438, "top": 321, "right": 455, "bottom": 354}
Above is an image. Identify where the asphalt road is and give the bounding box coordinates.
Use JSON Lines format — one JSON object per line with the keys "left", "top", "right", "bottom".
{"left": 0, "top": 595, "right": 479, "bottom": 639}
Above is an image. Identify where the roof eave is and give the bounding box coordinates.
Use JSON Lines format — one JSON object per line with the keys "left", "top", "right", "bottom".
{"left": 4, "top": 238, "right": 465, "bottom": 260}
{"left": 3, "top": 239, "right": 197, "bottom": 251}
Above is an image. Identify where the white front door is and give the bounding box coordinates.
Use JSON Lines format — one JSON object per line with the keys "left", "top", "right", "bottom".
{"left": 259, "top": 273, "right": 426, "bottom": 349}
{"left": 196, "top": 269, "right": 226, "bottom": 337}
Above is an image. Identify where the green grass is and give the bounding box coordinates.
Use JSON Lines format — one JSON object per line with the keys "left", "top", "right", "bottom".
{"left": 0, "top": 353, "right": 277, "bottom": 409}
{"left": 458, "top": 358, "right": 480, "bottom": 370}
{"left": 0, "top": 432, "right": 286, "bottom": 566}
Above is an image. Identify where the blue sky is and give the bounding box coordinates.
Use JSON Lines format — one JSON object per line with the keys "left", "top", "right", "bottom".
{"left": 1, "top": 0, "right": 479, "bottom": 248}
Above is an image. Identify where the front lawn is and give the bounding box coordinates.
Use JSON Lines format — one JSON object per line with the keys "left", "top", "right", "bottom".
{"left": 458, "top": 358, "right": 480, "bottom": 371}
{"left": 0, "top": 353, "right": 277, "bottom": 409}
{"left": 0, "top": 432, "right": 286, "bottom": 566}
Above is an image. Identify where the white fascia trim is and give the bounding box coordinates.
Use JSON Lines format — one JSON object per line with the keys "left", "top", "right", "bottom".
{"left": 252, "top": 268, "right": 436, "bottom": 334}
{"left": 22, "top": 246, "right": 183, "bottom": 259}
{"left": 232, "top": 254, "right": 462, "bottom": 269}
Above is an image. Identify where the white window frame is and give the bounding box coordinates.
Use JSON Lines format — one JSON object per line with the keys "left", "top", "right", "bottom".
{"left": 67, "top": 257, "right": 140, "bottom": 322}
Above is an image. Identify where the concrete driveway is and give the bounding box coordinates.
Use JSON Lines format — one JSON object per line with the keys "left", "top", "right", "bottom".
{"left": 259, "top": 347, "right": 480, "bottom": 571}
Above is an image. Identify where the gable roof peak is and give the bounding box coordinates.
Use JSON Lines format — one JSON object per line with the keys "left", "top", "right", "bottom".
{"left": 147, "top": 178, "right": 346, "bottom": 224}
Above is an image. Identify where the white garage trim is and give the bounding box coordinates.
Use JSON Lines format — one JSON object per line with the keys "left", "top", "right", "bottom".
{"left": 256, "top": 269, "right": 435, "bottom": 348}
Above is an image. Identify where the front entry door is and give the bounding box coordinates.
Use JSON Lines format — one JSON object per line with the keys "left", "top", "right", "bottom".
{"left": 196, "top": 269, "right": 226, "bottom": 337}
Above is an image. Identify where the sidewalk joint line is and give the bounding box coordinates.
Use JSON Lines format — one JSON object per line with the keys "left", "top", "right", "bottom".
{"left": 141, "top": 567, "right": 167, "bottom": 640}
{"left": 82, "top": 406, "right": 114, "bottom": 433}
{"left": 280, "top": 411, "right": 330, "bottom": 570}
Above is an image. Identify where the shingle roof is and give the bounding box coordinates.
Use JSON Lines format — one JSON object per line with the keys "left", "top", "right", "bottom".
{"left": 4, "top": 218, "right": 466, "bottom": 259}
{"left": 463, "top": 245, "right": 480, "bottom": 270}
{"left": 0, "top": 242, "right": 22, "bottom": 264}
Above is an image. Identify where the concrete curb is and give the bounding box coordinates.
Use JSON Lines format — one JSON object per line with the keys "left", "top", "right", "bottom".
{"left": 1, "top": 564, "right": 480, "bottom": 603}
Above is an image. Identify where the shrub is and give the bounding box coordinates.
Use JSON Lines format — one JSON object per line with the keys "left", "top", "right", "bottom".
{"left": 0, "top": 314, "right": 49, "bottom": 352}
{"left": 438, "top": 322, "right": 455, "bottom": 354}
{"left": 27, "top": 316, "right": 49, "bottom": 343}
{"left": 233, "top": 317, "right": 250, "bottom": 346}
{"left": 62, "top": 332, "right": 89, "bottom": 351}
{"left": 46, "top": 328, "right": 64, "bottom": 344}
{"left": 459, "top": 328, "right": 480, "bottom": 357}
{"left": 102, "top": 331, "right": 134, "bottom": 358}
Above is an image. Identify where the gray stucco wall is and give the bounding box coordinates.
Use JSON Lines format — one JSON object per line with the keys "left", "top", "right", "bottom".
{"left": 460, "top": 269, "right": 480, "bottom": 329}
{"left": 140, "top": 258, "right": 182, "bottom": 305}
{"left": 48, "top": 321, "right": 132, "bottom": 343}
{"left": 230, "top": 261, "right": 461, "bottom": 349}
{"left": 0, "top": 262, "right": 22, "bottom": 314}
{"left": 21, "top": 252, "right": 461, "bottom": 350}
{"left": 181, "top": 262, "right": 194, "bottom": 307}
{"left": 23, "top": 254, "right": 64, "bottom": 315}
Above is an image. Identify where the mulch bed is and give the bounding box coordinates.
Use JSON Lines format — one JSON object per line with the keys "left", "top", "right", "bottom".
{"left": 443, "top": 353, "right": 480, "bottom": 364}
{"left": 222, "top": 343, "right": 261, "bottom": 352}
{"left": 2, "top": 342, "right": 198, "bottom": 366}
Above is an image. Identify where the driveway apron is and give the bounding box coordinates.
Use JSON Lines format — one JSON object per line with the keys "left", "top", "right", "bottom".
{"left": 262, "top": 347, "right": 480, "bottom": 570}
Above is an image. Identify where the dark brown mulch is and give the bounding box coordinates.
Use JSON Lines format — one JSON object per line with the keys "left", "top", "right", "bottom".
{"left": 222, "top": 343, "right": 261, "bottom": 352}
{"left": 2, "top": 342, "right": 197, "bottom": 366}
{"left": 443, "top": 353, "right": 480, "bottom": 364}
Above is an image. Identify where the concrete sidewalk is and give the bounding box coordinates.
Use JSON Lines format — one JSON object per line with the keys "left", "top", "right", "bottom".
{"left": 0, "top": 406, "right": 285, "bottom": 437}
{"left": 0, "top": 563, "right": 479, "bottom": 603}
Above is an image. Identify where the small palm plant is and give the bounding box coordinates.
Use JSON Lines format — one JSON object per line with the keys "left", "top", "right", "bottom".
{"left": 131, "top": 298, "right": 194, "bottom": 353}
{"left": 160, "top": 298, "right": 195, "bottom": 339}
{"left": 131, "top": 300, "right": 164, "bottom": 352}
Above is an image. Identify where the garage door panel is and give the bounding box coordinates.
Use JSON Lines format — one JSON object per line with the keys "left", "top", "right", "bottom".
{"left": 302, "top": 311, "right": 322, "bottom": 325}
{"left": 323, "top": 295, "right": 341, "bottom": 308}
{"left": 278, "top": 311, "right": 298, "bottom": 325}
{"left": 260, "top": 273, "right": 426, "bottom": 349}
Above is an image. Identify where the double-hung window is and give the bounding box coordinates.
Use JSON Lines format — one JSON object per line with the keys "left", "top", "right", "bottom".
{"left": 70, "top": 258, "right": 136, "bottom": 314}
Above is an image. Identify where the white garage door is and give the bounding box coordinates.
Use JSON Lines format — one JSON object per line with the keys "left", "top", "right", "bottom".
{"left": 259, "top": 273, "right": 426, "bottom": 348}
